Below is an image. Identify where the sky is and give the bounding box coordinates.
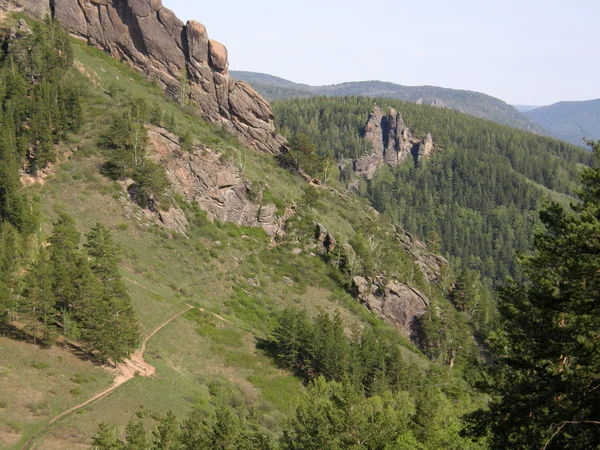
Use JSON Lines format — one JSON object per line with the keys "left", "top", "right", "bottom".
{"left": 164, "top": 0, "right": 598, "bottom": 106}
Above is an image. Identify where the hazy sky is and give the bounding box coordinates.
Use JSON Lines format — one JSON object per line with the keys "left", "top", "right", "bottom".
{"left": 165, "top": 0, "right": 598, "bottom": 106}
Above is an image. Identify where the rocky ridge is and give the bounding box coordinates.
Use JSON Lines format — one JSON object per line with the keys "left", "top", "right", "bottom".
{"left": 354, "top": 106, "right": 434, "bottom": 179}
{"left": 3, "top": 0, "right": 286, "bottom": 155}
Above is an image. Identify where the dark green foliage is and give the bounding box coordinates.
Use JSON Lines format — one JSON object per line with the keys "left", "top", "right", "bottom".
{"left": 21, "top": 247, "right": 56, "bottom": 345}
{"left": 273, "top": 96, "right": 591, "bottom": 289}
{"left": 0, "top": 17, "right": 82, "bottom": 172}
{"left": 466, "top": 141, "right": 600, "bottom": 449}
{"left": 272, "top": 308, "right": 405, "bottom": 394}
{"left": 279, "top": 133, "right": 335, "bottom": 181}
{"left": 92, "top": 422, "right": 123, "bottom": 450}
{"left": 82, "top": 224, "right": 140, "bottom": 363}
{"left": 124, "top": 418, "right": 147, "bottom": 450}
{"left": 152, "top": 411, "right": 179, "bottom": 450}
{"left": 94, "top": 407, "right": 273, "bottom": 450}
{"left": 18, "top": 215, "right": 139, "bottom": 362}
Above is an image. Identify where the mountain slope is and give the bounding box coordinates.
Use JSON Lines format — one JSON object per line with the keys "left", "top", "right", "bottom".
{"left": 525, "top": 98, "right": 600, "bottom": 146}
{"left": 232, "top": 70, "right": 547, "bottom": 134}
{"left": 272, "top": 96, "right": 591, "bottom": 288}
{"left": 0, "top": 11, "right": 486, "bottom": 450}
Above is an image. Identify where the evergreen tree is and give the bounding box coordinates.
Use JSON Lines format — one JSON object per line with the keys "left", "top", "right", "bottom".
{"left": 467, "top": 141, "right": 600, "bottom": 449}
{"left": 21, "top": 247, "right": 56, "bottom": 345}
{"left": 124, "top": 419, "right": 147, "bottom": 450}
{"left": 152, "top": 411, "right": 179, "bottom": 450}
{"left": 92, "top": 422, "right": 123, "bottom": 450}
{"left": 85, "top": 224, "right": 140, "bottom": 363}
{"left": 48, "top": 212, "right": 81, "bottom": 343}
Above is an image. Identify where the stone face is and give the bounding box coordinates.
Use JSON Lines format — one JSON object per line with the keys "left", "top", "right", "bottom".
{"left": 354, "top": 106, "right": 384, "bottom": 180}
{"left": 353, "top": 276, "right": 429, "bottom": 337}
{"left": 9, "top": 0, "right": 285, "bottom": 155}
{"left": 1, "top": 0, "right": 49, "bottom": 19}
{"left": 354, "top": 105, "right": 435, "bottom": 179}
{"left": 147, "top": 126, "right": 290, "bottom": 240}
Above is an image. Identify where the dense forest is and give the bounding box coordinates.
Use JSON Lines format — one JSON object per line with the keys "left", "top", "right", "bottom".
{"left": 273, "top": 96, "right": 592, "bottom": 286}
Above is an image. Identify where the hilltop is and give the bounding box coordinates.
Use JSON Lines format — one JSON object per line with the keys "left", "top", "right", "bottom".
{"left": 525, "top": 98, "right": 600, "bottom": 146}
{"left": 231, "top": 70, "right": 547, "bottom": 134}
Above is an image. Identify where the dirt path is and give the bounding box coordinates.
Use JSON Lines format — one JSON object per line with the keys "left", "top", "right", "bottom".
{"left": 22, "top": 305, "right": 194, "bottom": 450}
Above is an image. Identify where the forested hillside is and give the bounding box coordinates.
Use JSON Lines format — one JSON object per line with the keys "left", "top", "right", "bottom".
{"left": 273, "top": 97, "right": 591, "bottom": 287}
{"left": 232, "top": 70, "right": 546, "bottom": 134}
{"left": 525, "top": 98, "right": 600, "bottom": 146}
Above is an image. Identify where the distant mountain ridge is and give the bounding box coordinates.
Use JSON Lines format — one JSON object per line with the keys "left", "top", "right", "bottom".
{"left": 232, "top": 71, "right": 547, "bottom": 135}
{"left": 525, "top": 98, "right": 600, "bottom": 147}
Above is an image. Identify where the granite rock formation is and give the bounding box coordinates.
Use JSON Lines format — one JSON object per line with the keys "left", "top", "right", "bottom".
{"left": 147, "top": 126, "right": 291, "bottom": 240}
{"left": 354, "top": 106, "right": 435, "bottom": 179}
{"left": 2, "top": 0, "right": 286, "bottom": 155}
{"left": 353, "top": 276, "right": 430, "bottom": 338}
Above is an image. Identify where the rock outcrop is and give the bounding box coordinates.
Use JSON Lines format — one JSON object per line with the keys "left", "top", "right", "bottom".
{"left": 147, "top": 126, "right": 289, "bottom": 240}
{"left": 354, "top": 106, "right": 435, "bottom": 179}
{"left": 2, "top": 0, "right": 286, "bottom": 155}
{"left": 416, "top": 98, "right": 449, "bottom": 109}
{"left": 353, "top": 276, "right": 429, "bottom": 337}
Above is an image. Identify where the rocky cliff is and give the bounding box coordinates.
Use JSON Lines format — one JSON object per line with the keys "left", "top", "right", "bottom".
{"left": 2, "top": 0, "right": 287, "bottom": 155}
{"left": 354, "top": 106, "right": 434, "bottom": 179}
{"left": 147, "top": 126, "right": 292, "bottom": 241}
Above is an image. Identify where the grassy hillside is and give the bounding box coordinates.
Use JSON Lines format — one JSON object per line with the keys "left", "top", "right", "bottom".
{"left": 232, "top": 70, "right": 546, "bottom": 134}
{"left": 525, "top": 98, "right": 600, "bottom": 147}
{"left": 0, "top": 16, "right": 485, "bottom": 450}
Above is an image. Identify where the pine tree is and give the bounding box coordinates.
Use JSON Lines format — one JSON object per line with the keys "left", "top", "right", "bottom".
{"left": 467, "top": 140, "right": 600, "bottom": 449}
{"left": 21, "top": 247, "right": 56, "bottom": 345}
{"left": 124, "top": 419, "right": 147, "bottom": 450}
{"left": 152, "top": 411, "right": 179, "bottom": 450}
{"left": 92, "top": 422, "right": 123, "bottom": 450}
{"left": 48, "top": 212, "right": 81, "bottom": 344}
{"left": 85, "top": 224, "right": 140, "bottom": 363}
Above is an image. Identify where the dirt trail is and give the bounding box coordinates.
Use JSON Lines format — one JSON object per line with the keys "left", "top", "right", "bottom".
{"left": 22, "top": 305, "right": 194, "bottom": 450}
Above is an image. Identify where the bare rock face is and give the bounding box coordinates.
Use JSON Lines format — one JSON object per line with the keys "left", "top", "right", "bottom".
{"left": 147, "top": 126, "right": 288, "bottom": 240}
{"left": 396, "top": 229, "right": 447, "bottom": 283}
{"left": 353, "top": 276, "right": 429, "bottom": 337}
{"left": 314, "top": 223, "right": 336, "bottom": 254}
{"left": 416, "top": 133, "right": 434, "bottom": 163}
{"left": 7, "top": 0, "right": 285, "bottom": 155}
{"left": 354, "top": 105, "right": 435, "bottom": 179}
{"left": 1, "top": 0, "right": 49, "bottom": 19}
{"left": 354, "top": 106, "right": 384, "bottom": 179}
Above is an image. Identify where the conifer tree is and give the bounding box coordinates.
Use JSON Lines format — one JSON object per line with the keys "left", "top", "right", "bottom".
{"left": 21, "top": 247, "right": 56, "bottom": 345}
{"left": 85, "top": 223, "right": 140, "bottom": 363}
{"left": 48, "top": 212, "right": 81, "bottom": 344}
{"left": 467, "top": 141, "right": 600, "bottom": 449}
